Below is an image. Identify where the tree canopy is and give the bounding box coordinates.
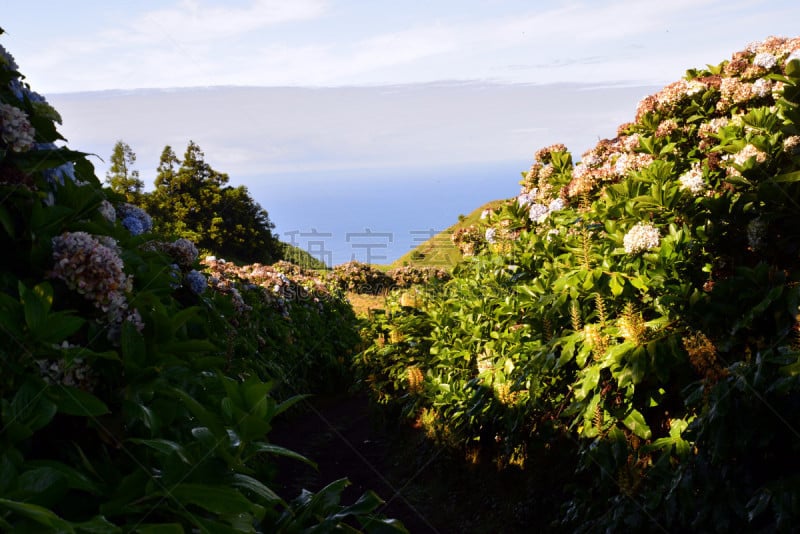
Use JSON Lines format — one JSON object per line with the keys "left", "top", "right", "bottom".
{"left": 105, "top": 140, "right": 144, "bottom": 203}
{"left": 132, "top": 140, "right": 280, "bottom": 263}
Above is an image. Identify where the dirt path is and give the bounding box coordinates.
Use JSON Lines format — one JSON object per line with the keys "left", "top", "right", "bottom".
{"left": 269, "top": 394, "right": 442, "bottom": 533}
{"left": 270, "top": 394, "right": 568, "bottom": 533}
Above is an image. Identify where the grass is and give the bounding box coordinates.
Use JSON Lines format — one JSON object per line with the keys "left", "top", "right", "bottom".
{"left": 346, "top": 291, "right": 388, "bottom": 318}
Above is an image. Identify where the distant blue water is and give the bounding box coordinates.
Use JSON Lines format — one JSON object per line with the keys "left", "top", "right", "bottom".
{"left": 245, "top": 161, "right": 525, "bottom": 266}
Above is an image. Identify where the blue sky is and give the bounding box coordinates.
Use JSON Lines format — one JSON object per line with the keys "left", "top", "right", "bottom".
{"left": 4, "top": 1, "right": 800, "bottom": 92}
{"left": 4, "top": 2, "right": 800, "bottom": 264}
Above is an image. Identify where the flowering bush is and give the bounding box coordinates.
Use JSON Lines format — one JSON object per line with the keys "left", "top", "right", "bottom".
{"left": 622, "top": 222, "right": 660, "bottom": 254}
{"left": 115, "top": 202, "right": 153, "bottom": 235}
{"left": 0, "top": 29, "right": 403, "bottom": 533}
{"left": 328, "top": 260, "right": 393, "bottom": 294}
{"left": 386, "top": 265, "right": 451, "bottom": 288}
{"left": 356, "top": 35, "right": 800, "bottom": 532}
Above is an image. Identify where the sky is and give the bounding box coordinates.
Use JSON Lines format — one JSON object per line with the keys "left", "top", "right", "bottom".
{"left": 4, "top": 0, "right": 800, "bottom": 92}
{"left": 3, "top": 1, "right": 800, "bottom": 264}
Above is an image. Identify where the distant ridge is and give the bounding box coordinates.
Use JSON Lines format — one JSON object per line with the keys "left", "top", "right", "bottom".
{"left": 390, "top": 199, "right": 506, "bottom": 269}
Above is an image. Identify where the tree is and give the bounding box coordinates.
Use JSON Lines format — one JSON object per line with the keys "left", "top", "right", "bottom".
{"left": 146, "top": 141, "right": 279, "bottom": 263}
{"left": 215, "top": 184, "right": 278, "bottom": 263}
{"left": 105, "top": 140, "right": 143, "bottom": 202}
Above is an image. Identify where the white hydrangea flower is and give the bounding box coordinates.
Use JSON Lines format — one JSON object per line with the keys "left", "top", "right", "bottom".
{"left": 752, "top": 78, "right": 772, "bottom": 98}
{"left": 678, "top": 166, "right": 706, "bottom": 195}
{"left": 0, "top": 102, "right": 35, "bottom": 152}
{"left": 685, "top": 80, "right": 706, "bottom": 97}
{"left": 517, "top": 192, "right": 534, "bottom": 207}
{"left": 733, "top": 144, "right": 768, "bottom": 166}
{"left": 548, "top": 198, "right": 565, "bottom": 212}
{"left": 529, "top": 203, "right": 549, "bottom": 223}
{"left": 623, "top": 222, "right": 660, "bottom": 254}
{"left": 783, "top": 135, "right": 800, "bottom": 155}
{"left": 754, "top": 52, "right": 778, "bottom": 70}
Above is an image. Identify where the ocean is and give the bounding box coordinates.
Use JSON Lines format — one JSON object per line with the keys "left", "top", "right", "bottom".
{"left": 248, "top": 160, "right": 525, "bottom": 266}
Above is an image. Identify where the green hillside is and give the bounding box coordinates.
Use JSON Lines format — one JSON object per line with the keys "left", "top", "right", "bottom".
{"left": 391, "top": 199, "right": 506, "bottom": 269}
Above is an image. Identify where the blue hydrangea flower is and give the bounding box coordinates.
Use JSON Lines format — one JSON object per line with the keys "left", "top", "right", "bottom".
{"left": 168, "top": 264, "right": 181, "bottom": 289}
{"left": 8, "top": 79, "right": 24, "bottom": 100}
{"left": 116, "top": 203, "right": 153, "bottom": 236}
{"left": 185, "top": 269, "right": 207, "bottom": 295}
{"left": 121, "top": 215, "right": 145, "bottom": 236}
{"left": 36, "top": 143, "right": 77, "bottom": 185}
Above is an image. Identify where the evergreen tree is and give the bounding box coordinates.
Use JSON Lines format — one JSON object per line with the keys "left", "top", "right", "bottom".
{"left": 105, "top": 140, "right": 144, "bottom": 202}
{"left": 146, "top": 141, "right": 278, "bottom": 263}
{"left": 216, "top": 185, "right": 278, "bottom": 263}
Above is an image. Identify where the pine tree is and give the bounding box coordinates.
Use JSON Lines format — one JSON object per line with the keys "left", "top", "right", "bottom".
{"left": 146, "top": 141, "right": 278, "bottom": 263}
{"left": 105, "top": 140, "right": 144, "bottom": 202}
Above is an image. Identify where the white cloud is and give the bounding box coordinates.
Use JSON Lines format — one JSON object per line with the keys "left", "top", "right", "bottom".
{"left": 128, "top": 0, "right": 327, "bottom": 43}
{"left": 9, "top": 0, "right": 800, "bottom": 92}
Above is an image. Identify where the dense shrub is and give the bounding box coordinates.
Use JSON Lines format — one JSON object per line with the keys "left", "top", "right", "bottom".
{"left": 356, "top": 37, "right": 800, "bottom": 531}
{"left": 328, "top": 261, "right": 393, "bottom": 295}
{"left": 386, "top": 266, "right": 451, "bottom": 288}
{"left": 201, "top": 257, "right": 360, "bottom": 396}
{"left": 0, "top": 29, "right": 404, "bottom": 532}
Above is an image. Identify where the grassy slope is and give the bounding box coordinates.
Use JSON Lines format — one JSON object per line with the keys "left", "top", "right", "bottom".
{"left": 389, "top": 199, "right": 507, "bottom": 269}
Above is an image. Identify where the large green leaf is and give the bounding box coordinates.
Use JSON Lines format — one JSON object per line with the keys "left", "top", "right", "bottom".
{"left": 0, "top": 498, "right": 74, "bottom": 532}
{"left": 622, "top": 409, "right": 652, "bottom": 439}
{"left": 250, "top": 443, "right": 317, "bottom": 469}
{"left": 230, "top": 473, "right": 283, "bottom": 505}
{"left": 75, "top": 515, "right": 122, "bottom": 533}
{"left": 161, "top": 483, "right": 254, "bottom": 516}
{"left": 26, "top": 460, "right": 100, "bottom": 494}
{"left": 128, "top": 438, "right": 191, "bottom": 464}
{"left": 49, "top": 385, "right": 110, "bottom": 417}
{"left": 14, "top": 466, "right": 68, "bottom": 506}
{"left": 134, "top": 524, "right": 184, "bottom": 533}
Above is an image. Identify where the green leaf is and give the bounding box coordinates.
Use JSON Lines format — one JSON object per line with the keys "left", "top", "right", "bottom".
{"left": 273, "top": 393, "right": 311, "bottom": 418}
{"left": 6, "top": 381, "right": 58, "bottom": 438}
{"left": 128, "top": 439, "right": 191, "bottom": 464}
{"left": 134, "top": 524, "right": 184, "bottom": 534}
{"left": 76, "top": 515, "right": 123, "bottom": 533}
{"left": 0, "top": 498, "right": 74, "bottom": 532}
{"left": 622, "top": 409, "right": 652, "bottom": 439}
{"left": 0, "top": 206, "right": 14, "bottom": 237}
{"left": 121, "top": 321, "right": 147, "bottom": 369}
{"left": 40, "top": 311, "right": 85, "bottom": 343}
{"left": 0, "top": 454, "right": 18, "bottom": 493}
{"left": 15, "top": 466, "right": 68, "bottom": 506}
{"left": 26, "top": 460, "right": 100, "bottom": 494}
{"left": 250, "top": 443, "right": 317, "bottom": 469}
{"left": 19, "top": 281, "right": 51, "bottom": 334}
{"left": 49, "top": 385, "right": 109, "bottom": 417}
{"left": 230, "top": 473, "right": 283, "bottom": 505}
{"left": 161, "top": 483, "right": 254, "bottom": 516}
{"left": 173, "top": 388, "right": 226, "bottom": 439}
{"left": 332, "top": 490, "right": 385, "bottom": 520}
{"left": 771, "top": 170, "right": 800, "bottom": 183}
{"left": 575, "top": 366, "right": 600, "bottom": 400}
{"left": 787, "top": 58, "right": 800, "bottom": 77}
{"left": 608, "top": 274, "right": 624, "bottom": 297}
